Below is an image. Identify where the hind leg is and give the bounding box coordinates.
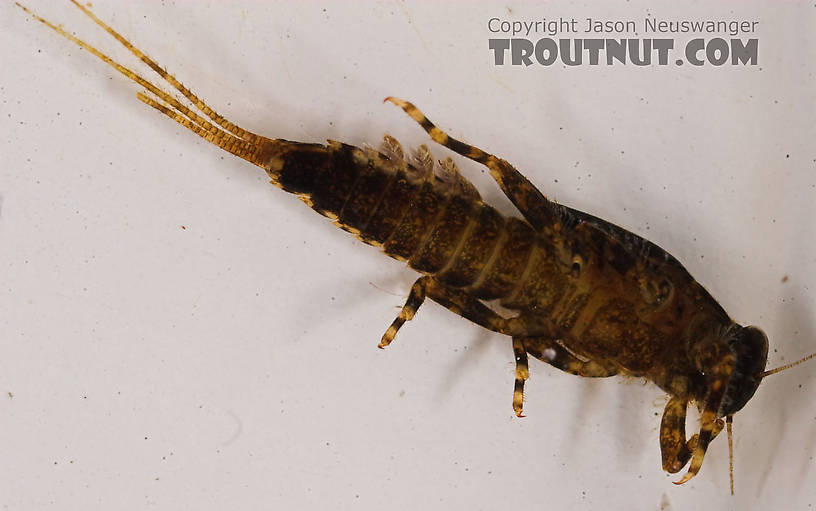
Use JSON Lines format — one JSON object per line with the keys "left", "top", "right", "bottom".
{"left": 385, "top": 97, "right": 556, "bottom": 232}
{"left": 379, "top": 277, "right": 430, "bottom": 348}
{"left": 379, "top": 276, "right": 511, "bottom": 348}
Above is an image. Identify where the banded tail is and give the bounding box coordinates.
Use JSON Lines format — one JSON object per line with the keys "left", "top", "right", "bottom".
{"left": 15, "top": 1, "right": 288, "bottom": 173}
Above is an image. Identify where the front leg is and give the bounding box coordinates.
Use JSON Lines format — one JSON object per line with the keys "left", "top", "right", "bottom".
{"left": 674, "top": 348, "right": 735, "bottom": 485}
{"left": 660, "top": 396, "right": 725, "bottom": 474}
{"left": 660, "top": 396, "right": 693, "bottom": 474}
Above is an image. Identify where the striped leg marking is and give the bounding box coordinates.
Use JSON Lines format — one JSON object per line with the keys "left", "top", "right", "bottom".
{"left": 660, "top": 396, "right": 725, "bottom": 475}
{"left": 384, "top": 97, "right": 556, "bottom": 231}
{"left": 674, "top": 351, "right": 735, "bottom": 485}
{"left": 512, "top": 337, "right": 615, "bottom": 418}
{"left": 512, "top": 338, "right": 529, "bottom": 417}
{"left": 379, "top": 277, "right": 429, "bottom": 349}
{"left": 379, "top": 277, "right": 512, "bottom": 349}
{"left": 660, "top": 396, "right": 693, "bottom": 474}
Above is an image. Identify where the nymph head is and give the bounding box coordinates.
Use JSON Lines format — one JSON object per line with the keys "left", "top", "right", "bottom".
{"left": 719, "top": 325, "right": 769, "bottom": 416}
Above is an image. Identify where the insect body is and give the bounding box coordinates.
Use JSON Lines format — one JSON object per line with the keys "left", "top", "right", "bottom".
{"left": 17, "top": 1, "right": 814, "bottom": 490}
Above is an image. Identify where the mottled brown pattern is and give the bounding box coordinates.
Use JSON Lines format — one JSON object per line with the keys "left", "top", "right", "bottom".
{"left": 361, "top": 172, "right": 415, "bottom": 245}
{"left": 383, "top": 181, "right": 445, "bottom": 260}
{"left": 409, "top": 194, "right": 474, "bottom": 274}
{"left": 338, "top": 159, "right": 394, "bottom": 232}
{"left": 24, "top": 1, "right": 805, "bottom": 493}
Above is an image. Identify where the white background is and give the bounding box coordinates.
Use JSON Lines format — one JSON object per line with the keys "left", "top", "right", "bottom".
{"left": 2, "top": 1, "right": 815, "bottom": 509}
